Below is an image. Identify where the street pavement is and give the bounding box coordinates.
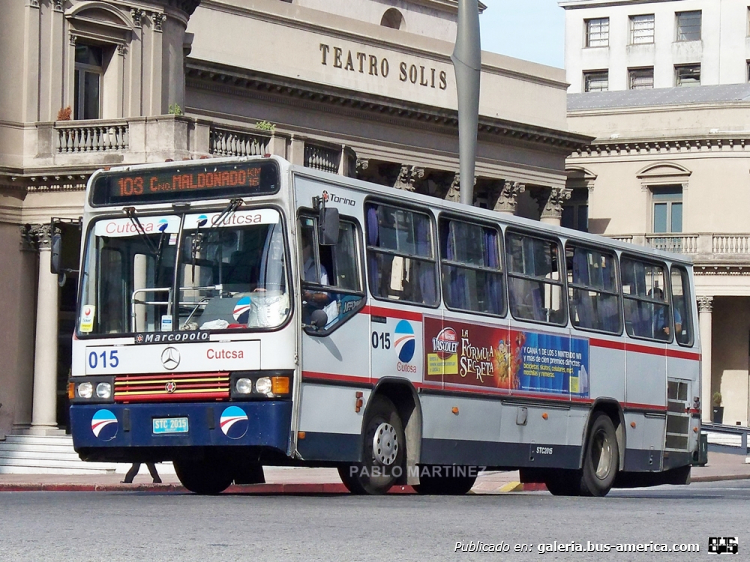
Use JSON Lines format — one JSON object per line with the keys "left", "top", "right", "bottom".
{"left": 0, "top": 451, "right": 748, "bottom": 494}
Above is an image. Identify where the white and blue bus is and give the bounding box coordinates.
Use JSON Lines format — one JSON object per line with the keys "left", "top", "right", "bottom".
{"left": 67, "top": 155, "right": 701, "bottom": 496}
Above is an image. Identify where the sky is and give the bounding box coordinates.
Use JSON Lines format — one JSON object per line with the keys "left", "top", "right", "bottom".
{"left": 478, "top": 0, "right": 565, "bottom": 68}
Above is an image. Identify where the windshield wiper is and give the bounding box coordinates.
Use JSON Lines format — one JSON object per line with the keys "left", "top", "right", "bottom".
{"left": 190, "top": 198, "right": 243, "bottom": 282}
{"left": 123, "top": 207, "right": 160, "bottom": 256}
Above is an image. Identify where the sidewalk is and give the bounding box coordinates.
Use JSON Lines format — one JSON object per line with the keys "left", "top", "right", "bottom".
{"left": 0, "top": 452, "right": 747, "bottom": 494}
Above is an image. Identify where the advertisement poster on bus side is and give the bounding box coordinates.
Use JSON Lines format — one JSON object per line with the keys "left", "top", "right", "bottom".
{"left": 423, "top": 317, "right": 590, "bottom": 398}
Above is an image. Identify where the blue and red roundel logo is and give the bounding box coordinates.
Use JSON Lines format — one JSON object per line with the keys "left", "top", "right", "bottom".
{"left": 394, "top": 320, "right": 416, "bottom": 363}
{"left": 220, "top": 406, "right": 249, "bottom": 439}
{"left": 91, "top": 409, "right": 118, "bottom": 441}
{"left": 233, "top": 296, "right": 252, "bottom": 324}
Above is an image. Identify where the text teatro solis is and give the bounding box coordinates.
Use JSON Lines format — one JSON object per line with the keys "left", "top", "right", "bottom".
{"left": 319, "top": 43, "right": 448, "bottom": 90}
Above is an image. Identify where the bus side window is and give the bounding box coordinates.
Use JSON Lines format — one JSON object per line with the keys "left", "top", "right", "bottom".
{"left": 566, "top": 245, "right": 621, "bottom": 334}
{"left": 671, "top": 266, "right": 693, "bottom": 346}
{"left": 300, "top": 215, "right": 364, "bottom": 334}
{"left": 506, "top": 231, "right": 566, "bottom": 325}
{"left": 622, "top": 257, "right": 671, "bottom": 342}
{"left": 440, "top": 218, "right": 505, "bottom": 316}
{"left": 365, "top": 203, "right": 438, "bottom": 307}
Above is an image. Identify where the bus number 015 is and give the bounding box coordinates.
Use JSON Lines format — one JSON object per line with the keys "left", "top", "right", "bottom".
{"left": 88, "top": 350, "right": 120, "bottom": 369}
{"left": 371, "top": 331, "right": 391, "bottom": 349}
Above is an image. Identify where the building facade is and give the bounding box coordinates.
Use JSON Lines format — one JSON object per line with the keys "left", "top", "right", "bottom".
{"left": 0, "top": 0, "right": 587, "bottom": 437}
{"left": 562, "top": 0, "right": 750, "bottom": 93}
{"left": 561, "top": 0, "right": 750, "bottom": 426}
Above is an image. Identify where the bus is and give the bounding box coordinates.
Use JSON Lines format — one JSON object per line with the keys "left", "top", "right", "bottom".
{"left": 66, "top": 155, "right": 701, "bottom": 496}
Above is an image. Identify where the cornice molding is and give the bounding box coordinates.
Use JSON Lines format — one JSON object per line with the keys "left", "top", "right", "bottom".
{"left": 570, "top": 135, "right": 750, "bottom": 159}
{"left": 185, "top": 61, "right": 591, "bottom": 152}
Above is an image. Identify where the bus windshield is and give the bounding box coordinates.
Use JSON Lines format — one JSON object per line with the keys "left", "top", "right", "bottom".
{"left": 78, "top": 208, "right": 289, "bottom": 336}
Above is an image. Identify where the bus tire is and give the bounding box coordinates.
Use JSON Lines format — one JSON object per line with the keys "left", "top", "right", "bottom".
{"left": 413, "top": 466, "right": 477, "bottom": 495}
{"left": 174, "top": 458, "right": 233, "bottom": 495}
{"left": 338, "top": 395, "right": 405, "bottom": 495}
{"left": 580, "top": 412, "right": 619, "bottom": 497}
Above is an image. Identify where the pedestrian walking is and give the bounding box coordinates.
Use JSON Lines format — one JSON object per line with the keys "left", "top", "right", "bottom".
{"left": 122, "top": 462, "right": 162, "bottom": 484}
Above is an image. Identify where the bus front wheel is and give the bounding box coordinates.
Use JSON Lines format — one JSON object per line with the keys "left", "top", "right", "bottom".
{"left": 174, "top": 458, "right": 233, "bottom": 495}
{"left": 338, "top": 395, "right": 405, "bottom": 495}
{"left": 580, "top": 412, "right": 619, "bottom": 497}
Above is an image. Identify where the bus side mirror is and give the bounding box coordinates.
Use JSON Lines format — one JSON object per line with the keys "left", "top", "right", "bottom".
{"left": 50, "top": 219, "right": 82, "bottom": 281}
{"left": 310, "top": 309, "right": 328, "bottom": 330}
{"left": 319, "top": 207, "right": 339, "bottom": 246}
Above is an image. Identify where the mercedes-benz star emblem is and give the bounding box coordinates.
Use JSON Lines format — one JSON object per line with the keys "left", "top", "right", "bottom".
{"left": 165, "top": 381, "right": 177, "bottom": 393}
{"left": 161, "top": 347, "right": 180, "bottom": 370}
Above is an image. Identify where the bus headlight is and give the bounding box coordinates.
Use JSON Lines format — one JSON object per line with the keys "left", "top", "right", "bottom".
{"left": 255, "top": 377, "right": 272, "bottom": 396}
{"left": 77, "top": 382, "right": 93, "bottom": 399}
{"left": 236, "top": 378, "right": 253, "bottom": 394}
{"left": 96, "top": 382, "right": 112, "bottom": 399}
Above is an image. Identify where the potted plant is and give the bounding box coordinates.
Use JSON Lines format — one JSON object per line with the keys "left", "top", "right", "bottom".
{"left": 712, "top": 392, "right": 723, "bottom": 424}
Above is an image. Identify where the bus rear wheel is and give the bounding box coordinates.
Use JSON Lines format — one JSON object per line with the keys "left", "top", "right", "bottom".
{"left": 580, "top": 412, "right": 619, "bottom": 497}
{"left": 338, "top": 395, "right": 405, "bottom": 495}
{"left": 174, "top": 458, "right": 233, "bottom": 495}
{"left": 413, "top": 466, "right": 477, "bottom": 495}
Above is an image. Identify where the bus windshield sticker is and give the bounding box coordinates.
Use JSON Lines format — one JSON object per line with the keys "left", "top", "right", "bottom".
{"left": 423, "top": 317, "right": 590, "bottom": 397}
{"left": 94, "top": 216, "right": 180, "bottom": 237}
{"left": 80, "top": 305, "right": 95, "bottom": 333}
{"left": 183, "top": 209, "right": 279, "bottom": 230}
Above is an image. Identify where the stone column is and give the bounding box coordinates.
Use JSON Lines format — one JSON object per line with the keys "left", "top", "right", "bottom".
{"left": 534, "top": 187, "right": 572, "bottom": 226}
{"left": 698, "top": 296, "right": 713, "bottom": 423}
{"left": 30, "top": 225, "right": 60, "bottom": 433}
{"left": 493, "top": 180, "right": 526, "bottom": 214}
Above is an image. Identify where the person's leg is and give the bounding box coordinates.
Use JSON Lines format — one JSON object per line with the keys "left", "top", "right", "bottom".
{"left": 146, "top": 462, "right": 162, "bottom": 484}
{"left": 122, "top": 463, "right": 140, "bottom": 483}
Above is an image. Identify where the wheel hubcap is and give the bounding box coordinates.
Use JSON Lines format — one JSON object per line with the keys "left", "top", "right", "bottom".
{"left": 594, "top": 431, "right": 612, "bottom": 479}
{"left": 372, "top": 422, "right": 399, "bottom": 466}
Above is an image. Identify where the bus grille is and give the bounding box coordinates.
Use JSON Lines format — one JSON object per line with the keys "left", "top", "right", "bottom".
{"left": 114, "top": 372, "right": 230, "bottom": 402}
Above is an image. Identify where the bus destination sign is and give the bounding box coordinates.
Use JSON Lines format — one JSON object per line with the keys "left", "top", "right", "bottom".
{"left": 91, "top": 160, "right": 279, "bottom": 206}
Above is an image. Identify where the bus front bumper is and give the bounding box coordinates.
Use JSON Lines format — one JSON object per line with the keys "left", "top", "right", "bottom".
{"left": 70, "top": 401, "right": 292, "bottom": 458}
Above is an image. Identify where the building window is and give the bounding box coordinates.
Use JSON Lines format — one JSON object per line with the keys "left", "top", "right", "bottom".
{"left": 586, "top": 18, "right": 609, "bottom": 47}
{"left": 584, "top": 71, "right": 608, "bottom": 92}
{"left": 652, "top": 186, "right": 683, "bottom": 234}
{"left": 380, "top": 8, "right": 404, "bottom": 30}
{"left": 675, "top": 64, "right": 701, "bottom": 87}
{"left": 630, "top": 14, "right": 655, "bottom": 44}
{"left": 561, "top": 189, "right": 589, "bottom": 232}
{"left": 629, "top": 67, "right": 654, "bottom": 89}
{"left": 676, "top": 11, "right": 701, "bottom": 42}
{"left": 74, "top": 45, "right": 102, "bottom": 120}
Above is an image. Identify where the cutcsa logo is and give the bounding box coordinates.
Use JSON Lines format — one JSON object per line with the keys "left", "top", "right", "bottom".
{"left": 395, "top": 320, "right": 417, "bottom": 373}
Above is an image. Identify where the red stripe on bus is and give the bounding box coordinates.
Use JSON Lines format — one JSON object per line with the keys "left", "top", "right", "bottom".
{"left": 360, "top": 306, "right": 423, "bottom": 322}
{"left": 623, "top": 402, "right": 668, "bottom": 412}
{"left": 590, "top": 338, "right": 700, "bottom": 361}
{"left": 302, "top": 371, "right": 371, "bottom": 385}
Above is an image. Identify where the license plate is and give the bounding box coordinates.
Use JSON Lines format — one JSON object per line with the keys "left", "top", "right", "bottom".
{"left": 153, "top": 417, "right": 189, "bottom": 434}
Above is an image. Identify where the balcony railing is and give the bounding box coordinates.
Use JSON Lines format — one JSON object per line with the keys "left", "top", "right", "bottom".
{"left": 209, "top": 127, "right": 270, "bottom": 157}
{"left": 57, "top": 122, "right": 129, "bottom": 153}
{"left": 607, "top": 233, "right": 750, "bottom": 259}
